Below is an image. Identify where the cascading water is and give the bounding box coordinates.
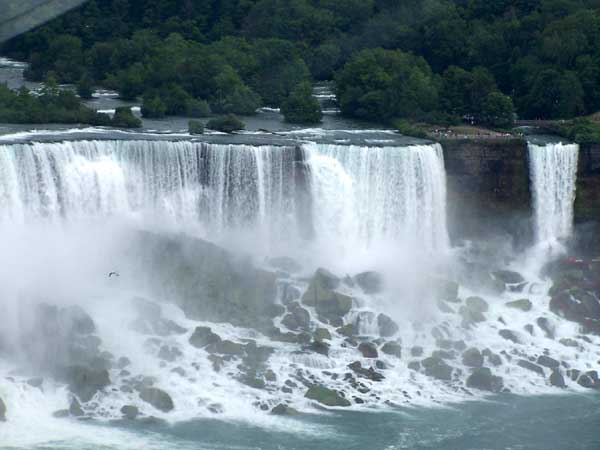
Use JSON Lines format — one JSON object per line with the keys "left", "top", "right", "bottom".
{"left": 305, "top": 143, "right": 449, "bottom": 254}
{"left": 0, "top": 140, "right": 304, "bottom": 247}
{"left": 528, "top": 142, "right": 579, "bottom": 244}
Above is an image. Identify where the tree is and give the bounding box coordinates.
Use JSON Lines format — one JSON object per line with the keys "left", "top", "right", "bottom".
{"left": 281, "top": 82, "right": 322, "bottom": 124}
{"left": 141, "top": 94, "right": 167, "bottom": 118}
{"left": 336, "top": 48, "right": 438, "bottom": 121}
{"left": 112, "top": 106, "right": 142, "bottom": 128}
{"left": 480, "top": 92, "right": 515, "bottom": 128}
{"left": 206, "top": 114, "right": 245, "bottom": 132}
{"left": 77, "top": 73, "right": 94, "bottom": 99}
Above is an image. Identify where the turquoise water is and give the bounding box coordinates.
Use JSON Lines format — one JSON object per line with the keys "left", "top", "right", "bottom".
{"left": 9, "top": 394, "right": 596, "bottom": 450}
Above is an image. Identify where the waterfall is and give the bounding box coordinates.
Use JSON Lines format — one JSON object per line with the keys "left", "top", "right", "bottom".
{"left": 0, "top": 140, "right": 304, "bottom": 245}
{"left": 305, "top": 143, "right": 449, "bottom": 253}
{"left": 528, "top": 142, "right": 579, "bottom": 244}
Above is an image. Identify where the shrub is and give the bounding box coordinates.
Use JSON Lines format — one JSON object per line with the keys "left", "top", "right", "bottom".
{"left": 111, "top": 106, "right": 142, "bottom": 128}
{"left": 281, "top": 81, "right": 322, "bottom": 124}
{"left": 206, "top": 114, "right": 245, "bottom": 132}
{"left": 187, "top": 98, "right": 211, "bottom": 117}
{"left": 188, "top": 120, "right": 204, "bottom": 135}
{"left": 141, "top": 94, "right": 167, "bottom": 118}
{"left": 76, "top": 73, "right": 94, "bottom": 99}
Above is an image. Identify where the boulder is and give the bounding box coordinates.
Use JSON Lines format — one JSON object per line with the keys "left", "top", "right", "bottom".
{"left": 492, "top": 270, "right": 525, "bottom": 285}
{"left": 271, "top": 403, "right": 298, "bottom": 415}
{"left": 466, "top": 367, "right": 503, "bottom": 392}
{"left": 304, "top": 385, "right": 350, "bottom": 407}
{"left": 559, "top": 338, "right": 579, "bottom": 348}
{"left": 69, "top": 398, "right": 84, "bottom": 417}
{"left": 158, "top": 345, "right": 182, "bottom": 362}
{"left": 139, "top": 387, "right": 174, "bottom": 412}
{"left": 281, "top": 284, "right": 302, "bottom": 305}
{"left": 347, "top": 361, "right": 385, "bottom": 382}
{"left": 314, "top": 328, "right": 331, "bottom": 342}
{"left": 421, "top": 356, "right": 453, "bottom": 381}
{"left": 120, "top": 405, "right": 139, "bottom": 420}
{"left": 126, "top": 231, "right": 277, "bottom": 331}
{"left": 411, "top": 346, "right": 424, "bottom": 357}
{"left": 506, "top": 299, "right": 532, "bottom": 312}
{"left": 281, "top": 302, "right": 311, "bottom": 330}
{"left": 0, "top": 397, "right": 5, "bottom": 421}
{"left": 336, "top": 323, "right": 357, "bottom": 338}
{"left": 60, "top": 365, "right": 110, "bottom": 402}
{"left": 354, "top": 271, "right": 383, "bottom": 294}
{"left": 536, "top": 355, "right": 560, "bottom": 369}
{"left": 536, "top": 317, "right": 554, "bottom": 338}
{"left": 482, "top": 349, "right": 502, "bottom": 366}
{"left": 27, "top": 377, "right": 43, "bottom": 388}
{"left": 307, "top": 341, "right": 329, "bottom": 356}
{"left": 302, "top": 269, "right": 352, "bottom": 321}
{"left": 499, "top": 329, "right": 521, "bottom": 344}
{"left": 189, "top": 327, "right": 221, "bottom": 348}
{"left": 550, "top": 288, "right": 600, "bottom": 334}
{"left": 460, "top": 297, "right": 489, "bottom": 326}
{"left": 462, "top": 348, "right": 483, "bottom": 368}
{"left": 377, "top": 314, "right": 399, "bottom": 337}
{"left": 381, "top": 342, "right": 402, "bottom": 358}
{"left": 208, "top": 340, "right": 245, "bottom": 356}
{"left": 358, "top": 342, "right": 378, "bottom": 358}
{"left": 550, "top": 370, "right": 566, "bottom": 388}
{"left": 517, "top": 360, "right": 545, "bottom": 376}
{"left": 576, "top": 371, "right": 600, "bottom": 388}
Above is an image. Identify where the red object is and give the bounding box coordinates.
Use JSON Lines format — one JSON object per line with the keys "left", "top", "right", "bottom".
{"left": 566, "top": 257, "right": 577, "bottom": 263}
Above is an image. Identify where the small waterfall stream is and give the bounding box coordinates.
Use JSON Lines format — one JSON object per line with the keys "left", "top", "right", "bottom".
{"left": 528, "top": 142, "right": 579, "bottom": 244}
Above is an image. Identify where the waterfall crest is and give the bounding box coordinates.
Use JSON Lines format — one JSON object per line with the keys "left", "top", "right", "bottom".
{"left": 528, "top": 142, "right": 579, "bottom": 244}
{"left": 0, "top": 140, "right": 304, "bottom": 244}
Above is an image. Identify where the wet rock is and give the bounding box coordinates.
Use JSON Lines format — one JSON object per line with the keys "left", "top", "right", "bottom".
{"left": 53, "top": 409, "right": 69, "bottom": 418}
{"left": 536, "top": 355, "right": 560, "bottom": 369}
{"left": 171, "top": 367, "right": 186, "bottom": 377}
{"left": 271, "top": 403, "right": 298, "bottom": 415}
{"left": 536, "top": 317, "right": 554, "bottom": 338}
{"left": 314, "top": 327, "right": 332, "bottom": 342}
{"left": 411, "top": 346, "right": 424, "bottom": 357}
{"left": 460, "top": 297, "right": 488, "bottom": 325}
{"left": 462, "top": 348, "right": 483, "bottom": 368}
{"left": 482, "top": 349, "right": 502, "bottom": 366}
{"left": 304, "top": 385, "right": 351, "bottom": 407}
{"left": 158, "top": 345, "right": 182, "bottom": 362}
{"left": 268, "top": 256, "right": 302, "bottom": 273}
{"left": 517, "top": 360, "right": 545, "bottom": 376}
{"left": 265, "top": 304, "right": 285, "bottom": 318}
{"left": 408, "top": 361, "right": 421, "bottom": 371}
{"left": 437, "top": 301, "right": 454, "bottom": 313}
{"left": 208, "top": 340, "right": 245, "bottom": 356}
{"left": 567, "top": 369, "right": 581, "bottom": 381}
{"left": 208, "top": 403, "right": 223, "bottom": 414}
{"left": 358, "top": 342, "right": 378, "bottom": 358}
{"left": 559, "top": 338, "right": 579, "bottom": 348}
{"left": 61, "top": 366, "right": 110, "bottom": 402}
{"left": 0, "top": 397, "right": 5, "bottom": 421}
{"left": 377, "top": 314, "right": 398, "bottom": 337}
{"left": 524, "top": 324, "right": 534, "bottom": 335}
{"left": 354, "top": 271, "right": 383, "bottom": 294}
{"left": 550, "top": 370, "right": 566, "bottom": 388}
{"left": 421, "top": 356, "right": 453, "bottom": 381}
{"left": 189, "top": 327, "right": 221, "bottom": 348}
{"left": 69, "top": 398, "right": 84, "bottom": 417}
{"left": 237, "top": 371, "right": 266, "bottom": 389}
{"left": 27, "top": 377, "right": 43, "bottom": 388}
{"left": 466, "top": 367, "right": 503, "bottom": 392}
{"left": 576, "top": 371, "right": 600, "bottom": 388}
{"left": 499, "top": 329, "right": 521, "bottom": 344}
{"left": 120, "top": 405, "right": 139, "bottom": 420}
{"left": 130, "top": 298, "right": 186, "bottom": 336}
{"left": 429, "top": 277, "right": 459, "bottom": 302}
{"left": 550, "top": 288, "right": 600, "bottom": 335}
{"left": 281, "top": 302, "right": 311, "bottom": 330}
{"left": 492, "top": 270, "right": 525, "bottom": 285}
{"left": 336, "top": 323, "right": 357, "bottom": 338}
{"left": 139, "top": 387, "right": 174, "bottom": 412}
{"left": 117, "top": 357, "right": 131, "bottom": 369}
{"left": 131, "top": 232, "right": 278, "bottom": 331}
{"left": 381, "top": 342, "right": 402, "bottom": 358}
{"left": 302, "top": 269, "right": 352, "bottom": 321}
{"left": 432, "top": 350, "right": 456, "bottom": 360}
{"left": 348, "top": 361, "right": 385, "bottom": 381}
{"left": 506, "top": 299, "right": 532, "bottom": 312}
{"left": 307, "top": 340, "right": 330, "bottom": 356}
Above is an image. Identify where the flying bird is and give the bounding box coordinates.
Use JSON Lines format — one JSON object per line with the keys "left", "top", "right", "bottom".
{"left": 108, "top": 271, "right": 120, "bottom": 278}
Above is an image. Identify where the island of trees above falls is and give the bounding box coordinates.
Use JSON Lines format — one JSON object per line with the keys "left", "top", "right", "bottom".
{"left": 4, "top": 0, "right": 600, "bottom": 141}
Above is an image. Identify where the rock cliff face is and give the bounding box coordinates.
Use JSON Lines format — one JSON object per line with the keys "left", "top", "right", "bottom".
{"left": 576, "top": 143, "right": 600, "bottom": 223}
{"left": 441, "top": 138, "right": 532, "bottom": 245}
